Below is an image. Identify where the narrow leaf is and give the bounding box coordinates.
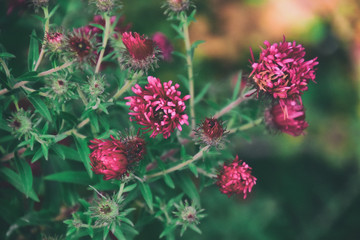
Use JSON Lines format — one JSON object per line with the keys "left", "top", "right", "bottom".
{"left": 232, "top": 71, "right": 242, "bottom": 101}
{"left": 28, "top": 95, "right": 52, "bottom": 122}
{"left": 139, "top": 183, "right": 153, "bottom": 211}
{"left": 28, "top": 30, "right": 39, "bottom": 71}
{"left": 176, "top": 174, "right": 200, "bottom": 205}
{"left": 14, "top": 156, "right": 33, "bottom": 196}
{"left": 73, "top": 135, "right": 93, "bottom": 178}
{"left": 44, "top": 171, "right": 92, "bottom": 185}
{"left": 194, "top": 82, "right": 211, "bottom": 104}
{"left": 163, "top": 174, "right": 175, "bottom": 189}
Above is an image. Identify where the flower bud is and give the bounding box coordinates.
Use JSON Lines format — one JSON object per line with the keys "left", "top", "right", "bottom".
{"left": 84, "top": 74, "right": 106, "bottom": 100}
{"left": 91, "top": 0, "right": 119, "bottom": 12}
{"left": 31, "top": 0, "right": 49, "bottom": 8}
{"left": 165, "top": 0, "right": 191, "bottom": 13}
{"left": 8, "top": 109, "right": 33, "bottom": 140}
{"left": 89, "top": 195, "right": 119, "bottom": 226}
{"left": 45, "top": 31, "right": 64, "bottom": 53}
{"left": 173, "top": 200, "right": 205, "bottom": 236}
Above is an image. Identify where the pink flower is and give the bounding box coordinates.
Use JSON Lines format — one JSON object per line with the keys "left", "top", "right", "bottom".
{"left": 216, "top": 156, "right": 257, "bottom": 199}
{"left": 45, "top": 32, "right": 64, "bottom": 53}
{"left": 152, "top": 32, "right": 173, "bottom": 62}
{"left": 265, "top": 98, "right": 308, "bottom": 136}
{"left": 249, "top": 36, "right": 318, "bottom": 100}
{"left": 125, "top": 76, "right": 190, "bottom": 139}
{"left": 89, "top": 136, "right": 128, "bottom": 180}
{"left": 67, "top": 29, "right": 94, "bottom": 62}
{"left": 120, "top": 32, "right": 159, "bottom": 72}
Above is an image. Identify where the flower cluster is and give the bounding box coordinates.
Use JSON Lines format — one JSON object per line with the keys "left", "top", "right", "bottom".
{"left": 89, "top": 135, "right": 146, "bottom": 180}
{"left": 216, "top": 156, "right": 257, "bottom": 199}
{"left": 125, "top": 76, "right": 190, "bottom": 139}
{"left": 250, "top": 37, "right": 318, "bottom": 136}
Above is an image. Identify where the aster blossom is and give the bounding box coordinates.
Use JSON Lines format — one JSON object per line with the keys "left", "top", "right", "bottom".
{"left": 120, "top": 32, "right": 159, "bottom": 72}
{"left": 66, "top": 29, "right": 94, "bottom": 62}
{"left": 125, "top": 76, "right": 190, "bottom": 139}
{"left": 216, "top": 156, "right": 257, "bottom": 199}
{"left": 194, "top": 117, "right": 228, "bottom": 148}
{"left": 152, "top": 32, "right": 173, "bottom": 62}
{"left": 249, "top": 36, "right": 318, "bottom": 100}
{"left": 265, "top": 98, "right": 308, "bottom": 136}
{"left": 89, "top": 136, "right": 128, "bottom": 180}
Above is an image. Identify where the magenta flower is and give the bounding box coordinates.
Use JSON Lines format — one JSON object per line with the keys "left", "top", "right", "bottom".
{"left": 216, "top": 156, "right": 257, "bottom": 199}
{"left": 125, "top": 76, "right": 190, "bottom": 139}
{"left": 195, "top": 117, "right": 227, "bottom": 148}
{"left": 249, "top": 37, "right": 318, "bottom": 100}
{"left": 265, "top": 98, "right": 308, "bottom": 136}
{"left": 67, "top": 30, "right": 94, "bottom": 62}
{"left": 120, "top": 32, "right": 159, "bottom": 72}
{"left": 89, "top": 136, "right": 128, "bottom": 180}
{"left": 152, "top": 32, "right": 173, "bottom": 62}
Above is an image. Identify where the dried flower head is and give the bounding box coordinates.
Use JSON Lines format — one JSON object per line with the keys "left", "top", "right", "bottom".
{"left": 31, "top": 0, "right": 49, "bottom": 9}
{"left": 45, "top": 31, "right": 64, "bottom": 54}
{"left": 89, "top": 136, "right": 128, "bottom": 180}
{"left": 125, "top": 76, "right": 190, "bottom": 139}
{"left": 164, "top": 0, "right": 191, "bottom": 14}
{"left": 216, "top": 156, "right": 257, "bottom": 199}
{"left": 8, "top": 109, "right": 33, "bottom": 140}
{"left": 265, "top": 98, "right": 308, "bottom": 136}
{"left": 249, "top": 36, "right": 318, "bottom": 100}
{"left": 120, "top": 32, "right": 159, "bottom": 72}
{"left": 194, "top": 117, "right": 228, "bottom": 148}
{"left": 173, "top": 200, "right": 205, "bottom": 236}
{"left": 120, "top": 131, "right": 147, "bottom": 164}
{"left": 90, "top": 0, "right": 120, "bottom": 12}
{"left": 152, "top": 32, "right": 173, "bottom": 62}
{"left": 66, "top": 29, "right": 94, "bottom": 62}
{"left": 89, "top": 194, "right": 119, "bottom": 226}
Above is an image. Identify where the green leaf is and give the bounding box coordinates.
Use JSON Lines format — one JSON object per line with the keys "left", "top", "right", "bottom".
{"left": 17, "top": 71, "right": 39, "bottom": 81}
{"left": 171, "top": 24, "right": 184, "bottom": 38}
{"left": 31, "top": 147, "right": 43, "bottom": 163}
{"left": 177, "top": 74, "right": 189, "bottom": 90}
{"left": 176, "top": 174, "right": 200, "bottom": 205}
{"left": 188, "top": 163, "right": 198, "bottom": 177}
{"left": 48, "top": 5, "right": 60, "bottom": 19}
{"left": 232, "top": 71, "right": 242, "bottom": 101}
{"left": 51, "top": 144, "right": 65, "bottom": 160}
{"left": 194, "top": 82, "right": 211, "bottom": 104}
{"left": 172, "top": 51, "right": 187, "bottom": 60}
{"left": 28, "top": 95, "right": 52, "bottom": 122}
{"left": 41, "top": 143, "right": 49, "bottom": 160}
{"left": 0, "top": 52, "right": 15, "bottom": 58}
{"left": 89, "top": 111, "right": 100, "bottom": 132}
{"left": 89, "top": 23, "right": 105, "bottom": 31}
{"left": 14, "top": 156, "right": 33, "bottom": 197}
{"left": 111, "top": 223, "right": 127, "bottom": 240}
{"left": 163, "top": 174, "right": 175, "bottom": 189}
{"left": 139, "top": 183, "right": 153, "bottom": 211}
{"left": 159, "top": 224, "right": 177, "bottom": 238}
{"left": 28, "top": 30, "right": 39, "bottom": 71}
{"left": 0, "top": 168, "right": 39, "bottom": 202}
{"left": 56, "top": 145, "right": 81, "bottom": 161}
{"left": 44, "top": 171, "right": 92, "bottom": 185}
{"left": 73, "top": 135, "right": 93, "bottom": 178}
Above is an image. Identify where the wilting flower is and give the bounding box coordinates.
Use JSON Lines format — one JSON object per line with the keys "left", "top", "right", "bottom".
{"left": 125, "top": 76, "right": 190, "bottom": 139}
{"left": 45, "top": 31, "right": 65, "bottom": 53}
{"left": 216, "top": 156, "right": 257, "bottom": 199}
{"left": 249, "top": 36, "right": 318, "bottom": 100}
{"left": 89, "top": 136, "right": 128, "bottom": 180}
{"left": 8, "top": 109, "right": 34, "bottom": 140}
{"left": 194, "top": 117, "right": 228, "bottom": 148}
{"left": 120, "top": 32, "right": 159, "bottom": 72}
{"left": 120, "top": 132, "right": 146, "bottom": 164}
{"left": 265, "top": 98, "right": 308, "bottom": 136}
{"left": 164, "top": 0, "right": 191, "bottom": 14}
{"left": 152, "top": 32, "right": 173, "bottom": 62}
{"left": 66, "top": 30, "right": 94, "bottom": 62}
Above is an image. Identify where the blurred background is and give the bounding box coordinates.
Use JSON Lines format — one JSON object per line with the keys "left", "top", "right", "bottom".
{"left": 1, "top": 0, "right": 360, "bottom": 239}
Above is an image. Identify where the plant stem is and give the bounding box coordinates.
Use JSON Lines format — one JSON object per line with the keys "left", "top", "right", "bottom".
{"left": 182, "top": 13, "right": 196, "bottom": 130}
{"left": 95, "top": 14, "right": 111, "bottom": 73}
{"left": 117, "top": 182, "right": 125, "bottom": 201}
{"left": 228, "top": 118, "right": 263, "bottom": 134}
{"left": 145, "top": 146, "right": 209, "bottom": 180}
{"left": 34, "top": 7, "right": 49, "bottom": 71}
{"left": 37, "top": 60, "right": 74, "bottom": 77}
{"left": 213, "top": 89, "right": 256, "bottom": 119}
{"left": 111, "top": 75, "right": 138, "bottom": 100}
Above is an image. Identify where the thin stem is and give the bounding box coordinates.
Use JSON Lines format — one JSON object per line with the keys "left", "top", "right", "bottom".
{"left": 197, "top": 167, "right": 217, "bottom": 178}
{"left": 76, "top": 84, "right": 88, "bottom": 106}
{"left": 111, "top": 76, "right": 137, "bottom": 100}
{"left": 182, "top": 14, "right": 196, "bottom": 130}
{"left": 213, "top": 89, "right": 256, "bottom": 119}
{"left": 117, "top": 182, "right": 125, "bottom": 201}
{"left": 37, "top": 60, "right": 74, "bottom": 77}
{"left": 34, "top": 7, "right": 49, "bottom": 71}
{"left": 0, "top": 58, "right": 11, "bottom": 78}
{"left": 228, "top": 118, "right": 263, "bottom": 134}
{"left": 145, "top": 146, "right": 209, "bottom": 180}
{"left": 95, "top": 14, "right": 111, "bottom": 73}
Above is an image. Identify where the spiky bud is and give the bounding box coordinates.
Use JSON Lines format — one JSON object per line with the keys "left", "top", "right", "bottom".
{"left": 194, "top": 117, "right": 228, "bottom": 148}
{"left": 8, "top": 109, "right": 33, "bottom": 140}
{"left": 89, "top": 195, "right": 119, "bottom": 226}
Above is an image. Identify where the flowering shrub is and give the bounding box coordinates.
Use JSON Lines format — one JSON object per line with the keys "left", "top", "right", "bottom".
{"left": 0, "top": 0, "right": 318, "bottom": 239}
